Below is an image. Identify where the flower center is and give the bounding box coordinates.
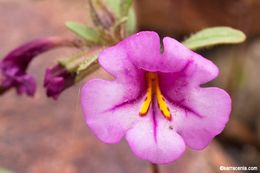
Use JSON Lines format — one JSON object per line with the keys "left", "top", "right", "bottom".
{"left": 139, "top": 72, "right": 171, "bottom": 121}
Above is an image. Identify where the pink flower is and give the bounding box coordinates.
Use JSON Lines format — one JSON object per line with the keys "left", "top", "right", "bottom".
{"left": 81, "top": 31, "right": 231, "bottom": 164}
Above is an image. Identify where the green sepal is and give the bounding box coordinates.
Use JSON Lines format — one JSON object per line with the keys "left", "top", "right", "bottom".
{"left": 89, "top": 0, "right": 115, "bottom": 29}
{"left": 106, "top": 0, "right": 133, "bottom": 18}
{"left": 120, "top": 0, "right": 132, "bottom": 17}
{"left": 76, "top": 54, "right": 100, "bottom": 82}
{"left": 126, "top": 6, "right": 136, "bottom": 35}
{"left": 58, "top": 51, "right": 100, "bottom": 82}
{"left": 105, "top": 0, "right": 121, "bottom": 18}
{"left": 58, "top": 53, "right": 83, "bottom": 73}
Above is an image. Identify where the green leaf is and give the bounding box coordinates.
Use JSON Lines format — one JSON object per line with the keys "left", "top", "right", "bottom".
{"left": 65, "top": 21, "right": 101, "bottom": 43}
{"left": 182, "top": 27, "right": 246, "bottom": 50}
{"left": 126, "top": 7, "right": 136, "bottom": 35}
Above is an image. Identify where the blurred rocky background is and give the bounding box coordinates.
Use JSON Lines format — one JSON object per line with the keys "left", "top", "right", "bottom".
{"left": 136, "top": 0, "right": 260, "bottom": 38}
{"left": 0, "top": 0, "right": 259, "bottom": 173}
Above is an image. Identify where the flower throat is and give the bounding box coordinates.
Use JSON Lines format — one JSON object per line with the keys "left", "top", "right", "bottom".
{"left": 139, "top": 72, "right": 171, "bottom": 121}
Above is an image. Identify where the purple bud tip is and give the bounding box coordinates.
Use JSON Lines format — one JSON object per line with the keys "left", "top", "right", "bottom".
{"left": 44, "top": 64, "right": 76, "bottom": 99}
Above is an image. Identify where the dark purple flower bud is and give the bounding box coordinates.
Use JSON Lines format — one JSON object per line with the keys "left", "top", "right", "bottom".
{"left": 44, "top": 64, "right": 76, "bottom": 100}
{"left": 0, "top": 37, "right": 77, "bottom": 96}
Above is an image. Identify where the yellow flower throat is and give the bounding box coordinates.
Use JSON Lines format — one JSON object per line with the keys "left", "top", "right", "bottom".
{"left": 139, "top": 72, "right": 172, "bottom": 120}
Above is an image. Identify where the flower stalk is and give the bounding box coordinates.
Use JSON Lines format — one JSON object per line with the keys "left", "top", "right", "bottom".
{"left": 150, "top": 163, "right": 159, "bottom": 173}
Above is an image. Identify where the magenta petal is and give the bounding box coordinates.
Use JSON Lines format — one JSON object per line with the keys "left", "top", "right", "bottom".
{"left": 81, "top": 79, "right": 145, "bottom": 143}
{"left": 83, "top": 38, "right": 147, "bottom": 143}
{"left": 100, "top": 31, "right": 215, "bottom": 75}
{"left": 98, "top": 40, "right": 145, "bottom": 81}
{"left": 162, "top": 37, "right": 219, "bottom": 84}
{"left": 172, "top": 87, "right": 231, "bottom": 149}
{"left": 126, "top": 107, "right": 186, "bottom": 164}
{"left": 118, "top": 31, "right": 185, "bottom": 73}
{"left": 120, "top": 32, "right": 161, "bottom": 72}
